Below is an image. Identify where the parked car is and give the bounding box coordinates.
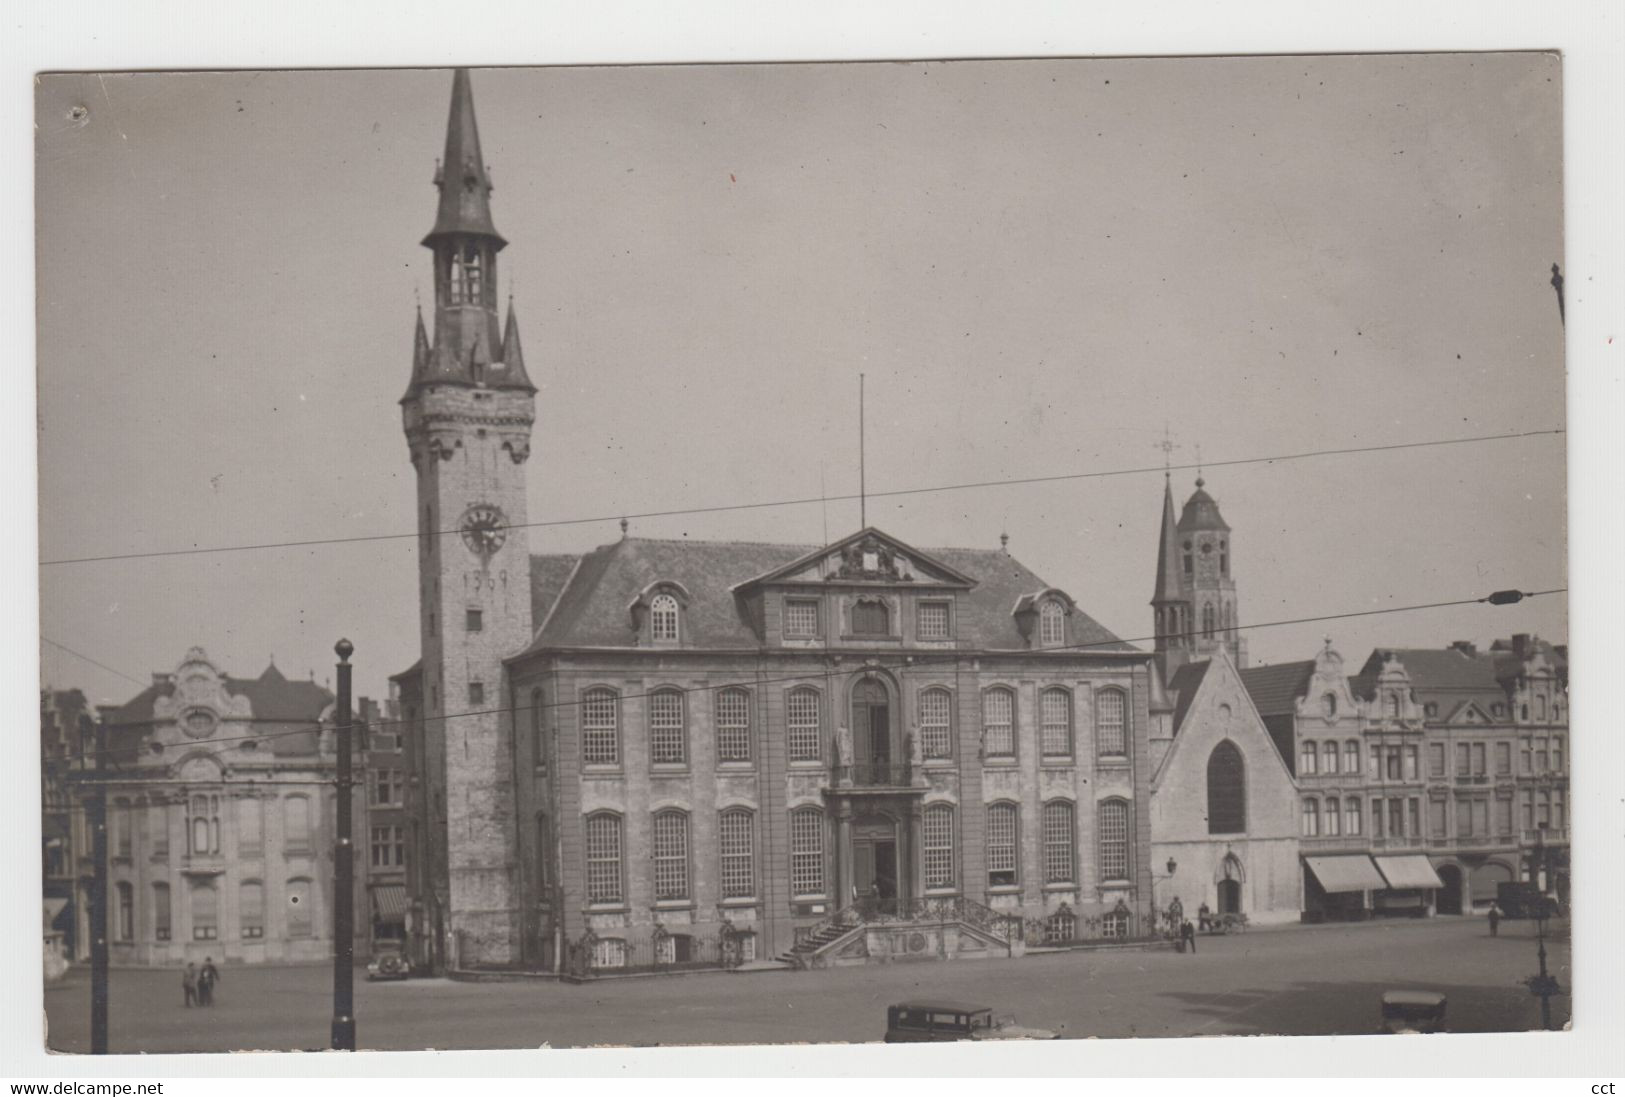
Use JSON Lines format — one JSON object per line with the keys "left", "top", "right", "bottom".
{"left": 885, "top": 1001, "right": 1057, "bottom": 1042}
{"left": 1380, "top": 990, "right": 1447, "bottom": 1034}
{"left": 366, "top": 940, "right": 411, "bottom": 981}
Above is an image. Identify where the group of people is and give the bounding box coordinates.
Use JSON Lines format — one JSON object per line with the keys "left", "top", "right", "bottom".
{"left": 181, "top": 958, "right": 221, "bottom": 1008}
{"left": 1166, "top": 897, "right": 1212, "bottom": 954}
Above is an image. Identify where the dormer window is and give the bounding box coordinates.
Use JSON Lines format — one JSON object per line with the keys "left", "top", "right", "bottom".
{"left": 785, "top": 599, "right": 820, "bottom": 638}
{"left": 1039, "top": 600, "right": 1066, "bottom": 647}
{"left": 651, "top": 594, "right": 680, "bottom": 642}
{"left": 852, "top": 599, "right": 889, "bottom": 637}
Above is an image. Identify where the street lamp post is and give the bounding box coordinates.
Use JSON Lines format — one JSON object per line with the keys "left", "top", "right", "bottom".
{"left": 1525, "top": 826, "right": 1561, "bottom": 1030}
{"left": 330, "top": 639, "right": 356, "bottom": 1052}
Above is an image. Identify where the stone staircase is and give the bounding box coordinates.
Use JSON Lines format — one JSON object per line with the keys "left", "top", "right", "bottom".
{"left": 777, "top": 898, "right": 1025, "bottom": 969}
{"left": 776, "top": 908, "right": 864, "bottom": 965}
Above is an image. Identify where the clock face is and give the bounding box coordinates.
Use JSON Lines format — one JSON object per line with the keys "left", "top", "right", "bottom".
{"left": 460, "top": 504, "right": 507, "bottom": 556}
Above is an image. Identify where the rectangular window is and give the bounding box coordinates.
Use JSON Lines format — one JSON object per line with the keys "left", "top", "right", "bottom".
{"left": 1552, "top": 738, "right": 1563, "bottom": 773}
{"left": 1345, "top": 798, "right": 1362, "bottom": 836}
{"left": 370, "top": 826, "right": 404, "bottom": 868}
{"left": 1554, "top": 789, "right": 1565, "bottom": 829}
{"left": 1430, "top": 798, "right": 1447, "bottom": 838}
{"left": 649, "top": 691, "right": 686, "bottom": 765}
{"left": 468, "top": 681, "right": 485, "bottom": 706}
{"left": 371, "top": 770, "right": 402, "bottom": 807}
{"left": 1428, "top": 743, "right": 1445, "bottom": 778}
{"left": 1097, "top": 800, "right": 1129, "bottom": 882}
{"left": 1371, "top": 798, "right": 1384, "bottom": 839}
{"left": 1521, "top": 791, "right": 1534, "bottom": 831}
{"left": 652, "top": 813, "right": 689, "bottom": 901}
{"left": 1404, "top": 746, "right": 1418, "bottom": 781}
{"left": 1042, "top": 802, "right": 1075, "bottom": 883}
{"left": 116, "top": 884, "right": 133, "bottom": 942}
{"left": 786, "top": 689, "right": 822, "bottom": 761}
{"left": 585, "top": 815, "right": 623, "bottom": 904}
{"left": 153, "top": 884, "right": 171, "bottom": 941}
{"left": 923, "top": 806, "right": 954, "bottom": 889}
{"left": 1368, "top": 748, "right": 1381, "bottom": 780}
{"left": 1456, "top": 743, "right": 1471, "bottom": 777}
{"left": 1535, "top": 747, "right": 1548, "bottom": 772}
{"left": 1473, "top": 799, "right": 1489, "bottom": 836}
{"left": 1495, "top": 742, "right": 1512, "bottom": 776}
{"left": 1407, "top": 798, "right": 1420, "bottom": 838}
{"left": 1322, "top": 742, "right": 1338, "bottom": 774}
{"left": 1495, "top": 797, "right": 1513, "bottom": 837}
{"left": 284, "top": 796, "right": 311, "bottom": 854}
{"left": 1040, "top": 690, "right": 1072, "bottom": 758}
{"left": 1325, "top": 798, "right": 1341, "bottom": 836}
{"left": 465, "top": 609, "right": 482, "bottom": 632}
{"left": 1302, "top": 799, "right": 1320, "bottom": 837}
{"left": 192, "top": 883, "right": 219, "bottom": 941}
{"left": 916, "top": 602, "right": 950, "bottom": 640}
{"left": 715, "top": 689, "right": 751, "bottom": 763}
{"left": 151, "top": 803, "right": 169, "bottom": 858}
{"left": 1472, "top": 743, "right": 1486, "bottom": 776}
{"left": 236, "top": 799, "right": 260, "bottom": 856}
{"left": 240, "top": 882, "right": 264, "bottom": 940}
{"left": 918, "top": 689, "right": 953, "bottom": 760}
{"left": 851, "top": 600, "right": 890, "bottom": 636}
{"left": 1537, "top": 793, "right": 1551, "bottom": 829}
{"left": 1456, "top": 800, "right": 1473, "bottom": 838}
{"left": 1387, "top": 748, "right": 1402, "bottom": 781}
{"left": 987, "top": 804, "right": 1019, "bottom": 887}
{"left": 784, "top": 600, "right": 819, "bottom": 637}
{"left": 789, "top": 810, "right": 824, "bottom": 897}
{"left": 582, "top": 690, "right": 620, "bottom": 766}
{"left": 1300, "top": 743, "right": 1318, "bottom": 775}
{"left": 1345, "top": 741, "right": 1360, "bottom": 775}
{"left": 983, "top": 690, "right": 1015, "bottom": 759}
{"left": 1521, "top": 740, "right": 1533, "bottom": 774}
{"left": 719, "top": 812, "right": 755, "bottom": 899}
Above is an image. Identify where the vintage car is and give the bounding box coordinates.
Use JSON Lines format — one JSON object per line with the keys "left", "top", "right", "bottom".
{"left": 366, "top": 940, "right": 412, "bottom": 981}
{"left": 884, "top": 1001, "right": 1057, "bottom": 1042}
{"left": 1380, "top": 990, "right": 1448, "bottom": 1034}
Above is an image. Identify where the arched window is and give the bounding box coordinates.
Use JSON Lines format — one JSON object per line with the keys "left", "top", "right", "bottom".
{"left": 922, "top": 804, "right": 955, "bottom": 889}
{"left": 1042, "top": 801, "right": 1075, "bottom": 884}
{"left": 1325, "top": 796, "right": 1341, "bottom": 837}
{"left": 786, "top": 688, "right": 822, "bottom": 761}
{"left": 918, "top": 688, "right": 953, "bottom": 760}
{"left": 1039, "top": 600, "right": 1066, "bottom": 647}
{"left": 115, "top": 882, "right": 133, "bottom": 942}
{"left": 1040, "top": 688, "right": 1072, "bottom": 758}
{"left": 1344, "top": 739, "right": 1360, "bottom": 774}
{"left": 986, "top": 802, "right": 1019, "bottom": 887}
{"left": 650, "top": 593, "right": 680, "bottom": 642}
{"left": 852, "top": 598, "right": 890, "bottom": 637}
{"left": 283, "top": 795, "right": 310, "bottom": 854}
{"left": 582, "top": 688, "right": 620, "bottom": 766}
{"left": 719, "top": 809, "right": 755, "bottom": 899}
{"left": 1322, "top": 740, "right": 1339, "bottom": 774}
{"left": 240, "top": 881, "right": 264, "bottom": 939}
{"left": 1207, "top": 741, "right": 1246, "bottom": 834}
{"left": 1302, "top": 799, "right": 1320, "bottom": 837}
{"left": 1202, "top": 604, "right": 1216, "bottom": 640}
{"left": 789, "top": 808, "right": 825, "bottom": 897}
{"left": 1095, "top": 688, "right": 1127, "bottom": 757}
{"left": 652, "top": 811, "right": 689, "bottom": 901}
{"left": 192, "top": 881, "right": 220, "bottom": 940}
{"left": 1387, "top": 693, "right": 1401, "bottom": 719}
{"left": 1299, "top": 741, "right": 1318, "bottom": 775}
{"left": 531, "top": 688, "right": 545, "bottom": 770}
{"left": 716, "top": 688, "right": 751, "bottom": 763}
{"left": 1097, "top": 800, "right": 1130, "bottom": 882}
{"left": 649, "top": 689, "right": 686, "bottom": 765}
{"left": 1345, "top": 797, "right": 1362, "bottom": 836}
{"left": 584, "top": 813, "right": 624, "bottom": 904}
{"left": 153, "top": 883, "right": 171, "bottom": 941}
{"left": 983, "top": 688, "right": 1016, "bottom": 759}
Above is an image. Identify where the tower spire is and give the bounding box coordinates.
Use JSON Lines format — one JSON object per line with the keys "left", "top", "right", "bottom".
{"left": 424, "top": 68, "right": 505, "bottom": 248}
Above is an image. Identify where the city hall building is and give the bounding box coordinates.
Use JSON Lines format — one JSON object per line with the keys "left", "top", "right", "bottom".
{"left": 390, "top": 72, "right": 1159, "bottom": 972}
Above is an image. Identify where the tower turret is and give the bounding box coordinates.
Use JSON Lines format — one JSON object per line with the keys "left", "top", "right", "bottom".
{"left": 1152, "top": 475, "right": 1246, "bottom": 676}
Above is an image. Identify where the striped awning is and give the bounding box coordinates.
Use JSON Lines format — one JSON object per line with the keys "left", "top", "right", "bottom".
{"left": 1304, "top": 855, "right": 1387, "bottom": 894}
{"left": 370, "top": 885, "right": 408, "bottom": 922}
{"left": 1375, "top": 855, "right": 1445, "bottom": 890}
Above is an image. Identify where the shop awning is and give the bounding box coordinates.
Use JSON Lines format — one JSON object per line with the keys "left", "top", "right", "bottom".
{"left": 1304, "top": 855, "right": 1387, "bottom": 894}
{"left": 1375, "top": 855, "right": 1445, "bottom": 890}
{"left": 370, "top": 885, "right": 408, "bottom": 923}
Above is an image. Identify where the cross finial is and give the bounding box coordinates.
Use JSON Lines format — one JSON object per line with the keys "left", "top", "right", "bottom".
{"left": 620, "top": 517, "right": 629, "bottom": 538}
{"left": 1194, "top": 443, "right": 1205, "bottom": 489}
{"left": 1155, "top": 424, "right": 1179, "bottom": 477}
{"left": 999, "top": 530, "right": 1009, "bottom": 552}
{"left": 1323, "top": 634, "right": 1333, "bottom": 651}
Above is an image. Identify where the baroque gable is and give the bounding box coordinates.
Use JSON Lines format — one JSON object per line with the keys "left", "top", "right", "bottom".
{"left": 734, "top": 528, "right": 977, "bottom": 592}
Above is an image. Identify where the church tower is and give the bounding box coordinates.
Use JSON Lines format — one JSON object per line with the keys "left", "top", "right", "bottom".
{"left": 1152, "top": 475, "right": 1245, "bottom": 678}
{"left": 401, "top": 69, "right": 536, "bottom": 965}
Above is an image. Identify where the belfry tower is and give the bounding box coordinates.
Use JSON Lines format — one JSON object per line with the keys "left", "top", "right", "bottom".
{"left": 401, "top": 69, "right": 536, "bottom": 964}
{"left": 1152, "top": 475, "right": 1245, "bottom": 678}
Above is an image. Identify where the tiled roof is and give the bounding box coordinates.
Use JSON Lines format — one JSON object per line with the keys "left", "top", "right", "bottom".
{"left": 519, "top": 533, "right": 1133, "bottom": 655}
{"left": 1168, "top": 660, "right": 1211, "bottom": 734}
{"left": 1239, "top": 660, "right": 1316, "bottom": 716}
{"left": 106, "top": 663, "right": 332, "bottom": 727}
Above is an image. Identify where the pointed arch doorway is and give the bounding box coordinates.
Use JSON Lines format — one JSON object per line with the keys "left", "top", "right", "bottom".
{"left": 1217, "top": 854, "right": 1245, "bottom": 916}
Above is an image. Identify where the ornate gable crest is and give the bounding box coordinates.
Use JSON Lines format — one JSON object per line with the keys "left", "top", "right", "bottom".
{"left": 831, "top": 535, "right": 910, "bottom": 582}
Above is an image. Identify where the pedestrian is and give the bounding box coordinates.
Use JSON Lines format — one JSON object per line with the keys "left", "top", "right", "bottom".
{"left": 1180, "top": 919, "right": 1197, "bottom": 955}
{"left": 182, "top": 962, "right": 197, "bottom": 1008}
{"left": 199, "top": 956, "right": 220, "bottom": 1007}
{"left": 1168, "top": 896, "right": 1183, "bottom": 935}
{"left": 1487, "top": 902, "right": 1501, "bottom": 938}
{"left": 1197, "top": 901, "right": 1212, "bottom": 933}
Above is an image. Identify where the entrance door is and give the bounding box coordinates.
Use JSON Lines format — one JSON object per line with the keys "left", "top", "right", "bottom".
{"left": 1217, "top": 878, "right": 1242, "bottom": 916}
{"left": 853, "top": 815, "right": 899, "bottom": 914}
{"left": 852, "top": 680, "right": 891, "bottom": 776}
{"left": 1436, "top": 865, "right": 1463, "bottom": 915}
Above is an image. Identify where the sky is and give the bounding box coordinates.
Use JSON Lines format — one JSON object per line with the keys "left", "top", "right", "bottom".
{"left": 35, "top": 54, "right": 1568, "bottom": 705}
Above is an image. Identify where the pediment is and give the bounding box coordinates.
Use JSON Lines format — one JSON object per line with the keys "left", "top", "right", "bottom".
{"left": 1447, "top": 701, "right": 1494, "bottom": 725}
{"left": 733, "top": 527, "right": 976, "bottom": 591}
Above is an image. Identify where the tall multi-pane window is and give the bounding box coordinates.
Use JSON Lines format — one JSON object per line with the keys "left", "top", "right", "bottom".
{"left": 1404, "top": 746, "right": 1419, "bottom": 780}
{"left": 1368, "top": 747, "right": 1382, "bottom": 780}
{"left": 192, "top": 882, "right": 219, "bottom": 940}
{"left": 1207, "top": 741, "right": 1246, "bottom": 834}
{"left": 784, "top": 600, "right": 819, "bottom": 637}
{"left": 1096, "top": 689, "right": 1126, "bottom": 756}
{"left": 115, "top": 882, "right": 133, "bottom": 942}
{"left": 1388, "top": 799, "right": 1404, "bottom": 838}
{"left": 188, "top": 794, "right": 220, "bottom": 855}
{"left": 852, "top": 599, "right": 890, "bottom": 636}
{"left": 983, "top": 689, "right": 1016, "bottom": 759}
{"left": 585, "top": 813, "right": 624, "bottom": 904}
{"left": 719, "top": 810, "right": 755, "bottom": 899}
{"left": 113, "top": 799, "right": 132, "bottom": 859}
{"left": 651, "top": 594, "right": 680, "bottom": 642}
{"left": 917, "top": 602, "right": 950, "bottom": 641}
{"left": 1097, "top": 800, "right": 1129, "bottom": 882}
{"left": 286, "top": 878, "right": 312, "bottom": 937}
{"left": 1040, "top": 689, "right": 1072, "bottom": 758}
{"left": 240, "top": 881, "right": 264, "bottom": 939}
{"left": 922, "top": 805, "right": 954, "bottom": 889}
{"left": 1202, "top": 603, "right": 1216, "bottom": 640}
{"left": 1495, "top": 742, "right": 1512, "bottom": 776}
{"left": 649, "top": 689, "right": 686, "bottom": 765}
{"left": 1495, "top": 797, "right": 1513, "bottom": 837}
{"left": 716, "top": 688, "right": 752, "bottom": 763}
{"left": 918, "top": 688, "right": 953, "bottom": 759}
{"left": 1300, "top": 742, "right": 1318, "bottom": 775}
{"left": 789, "top": 808, "right": 824, "bottom": 897}
{"left": 582, "top": 689, "right": 620, "bottom": 766}
{"left": 1456, "top": 743, "right": 1471, "bottom": 777}
{"left": 1325, "top": 796, "right": 1341, "bottom": 836}
{"left": 1042, "top": 801, "right": 1075, "bottom": 884}
{"left": 370, "top": 826, "right": 405, "bottom": 868}
{"left": 1429, "top": 743, "right": 1446, "bottom": 778}
{"left": 372, "top": 769, "right": 403, "bottom": 807}
{"left": 153, "top": 883, "right": 171, "bottom": 941}
{"left": 1302, "top": 798, "right": 1320, "bottom": 837}
{"left": 786, "top": 688, "right": 822, "bottom": 761}
{"left": 283, "top": 795, "right": 310, "bottom": 854}
{"left": 1039, "top": 600, "right": 1065, "bottom": 647}
{"left": 237, "top": 798, "right": 260, "bottom": 857}
{"left": 151, "top": 803, "right": 169, "bottom": 857}
{"left": 1345, "top": 798, "right": 1362, "bottom": 836}
{"left": 652, "top": 811, "right": 689, "bottom": 901}
{"left": 1387, "top": 748, "right": 1403, "bottom": 781}
{"left": 1322, "top": 741, "right": 1338, "bottom": 774}
{"left": 1345, "top": 740, "right": 1360, "bottom": 774}
{"left": 1430, "top": 798, "right": 1448, "bottom": 838}
{"left": 987, "top": 803, "right": 1019, "bottom": 887}
{"left": 1472, "top": 743, "right": 1487, "bottom": 775}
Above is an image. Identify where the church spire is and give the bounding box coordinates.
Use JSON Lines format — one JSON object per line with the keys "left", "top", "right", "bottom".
{"left": 1152, "top": 474, "right": 1181, "bottom": 604}
{"left": 424, "top": 68, "right": 505, "bottom": 248}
